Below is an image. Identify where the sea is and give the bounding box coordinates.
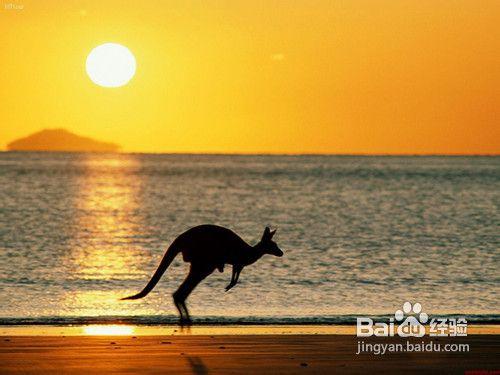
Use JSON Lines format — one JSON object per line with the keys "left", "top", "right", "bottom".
{"left": 0, "top": 152, "right": 498, "bottom": 325}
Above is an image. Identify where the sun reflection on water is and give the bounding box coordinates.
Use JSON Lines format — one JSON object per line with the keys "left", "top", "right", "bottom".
{"left": 83, "top": 324, "right": 135, "bottom": 335}
{"left": 71, "top": 154, "right": 145, "bottom": 278}
{"left": 62, "top": 154, "right": 152, "bottom": 315}
{"left": 62, "top": 290, "right": 154, "bottom": 316}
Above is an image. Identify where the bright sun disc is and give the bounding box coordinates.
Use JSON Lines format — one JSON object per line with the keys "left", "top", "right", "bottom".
{"left": 86, "top": 43, "right": 136, "bottom": 87}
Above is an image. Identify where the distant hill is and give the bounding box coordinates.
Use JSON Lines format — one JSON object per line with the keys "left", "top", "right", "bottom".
{"left": 7, "top": 129, "right": 120, "bottom": 152}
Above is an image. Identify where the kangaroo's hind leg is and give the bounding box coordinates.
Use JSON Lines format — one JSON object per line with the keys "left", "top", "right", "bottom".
{"left": 172, "top": 264, "right": 213, "bottom": 325}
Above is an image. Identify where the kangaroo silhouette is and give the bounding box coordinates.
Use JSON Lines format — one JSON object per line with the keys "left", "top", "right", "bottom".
{"left": 121, "top": 225, "right": 283, "bottom": 324}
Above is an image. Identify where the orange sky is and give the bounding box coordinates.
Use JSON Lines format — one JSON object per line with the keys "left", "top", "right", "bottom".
{"left": 1, "top": 0, "right": 499, "bottom": 154}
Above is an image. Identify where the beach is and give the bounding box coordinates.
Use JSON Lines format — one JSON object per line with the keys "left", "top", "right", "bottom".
{"left": 1, "top": 333, "right": 499, "bottom": 374}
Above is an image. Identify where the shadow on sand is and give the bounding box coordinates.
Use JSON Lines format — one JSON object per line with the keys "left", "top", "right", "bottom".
{"left": 186, "top": 356, "right": 208, "bottom": 375}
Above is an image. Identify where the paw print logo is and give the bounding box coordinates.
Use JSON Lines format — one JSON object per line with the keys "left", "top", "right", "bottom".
{"left": 395, "top": 301, "right": 428, "bottom": 337}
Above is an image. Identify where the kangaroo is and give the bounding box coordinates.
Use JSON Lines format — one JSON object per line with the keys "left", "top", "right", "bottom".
{"left": 121, "top": 225, "right": 283, "bottom": 324}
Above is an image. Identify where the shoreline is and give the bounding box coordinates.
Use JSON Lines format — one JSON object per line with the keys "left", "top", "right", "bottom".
{"left": 1, "top": 324, "right": 499, "bottom": 336}
{"left": 1, "top": 313, "right": 498, "bottom": 326}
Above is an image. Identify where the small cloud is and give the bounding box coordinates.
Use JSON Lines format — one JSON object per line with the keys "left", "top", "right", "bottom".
{"left": 271, "top": 53, "right": 285, "bottom": 61}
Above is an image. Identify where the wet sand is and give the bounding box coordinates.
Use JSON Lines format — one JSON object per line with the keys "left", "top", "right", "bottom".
{"left": 0, "top": 334, "right": 499, "bottom": 374}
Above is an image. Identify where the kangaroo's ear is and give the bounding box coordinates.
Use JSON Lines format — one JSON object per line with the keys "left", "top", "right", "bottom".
{"left": 262, "top": 226, "right": 271, "bottom": 240}
{"left": 262, "top": 227, "right": 277, "bottom": 241}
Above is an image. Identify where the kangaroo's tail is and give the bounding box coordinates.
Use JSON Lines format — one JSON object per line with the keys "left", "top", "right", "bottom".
{"left": 121, "top": 241, "right": 180, "bottom": 300}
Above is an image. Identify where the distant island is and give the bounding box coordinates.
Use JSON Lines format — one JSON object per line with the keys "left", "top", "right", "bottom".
{"left": 7, "top": 129, "right": 120, "bottom": 152}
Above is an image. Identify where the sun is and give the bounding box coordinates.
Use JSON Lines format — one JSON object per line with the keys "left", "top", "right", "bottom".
{"left": 86, "top": 43, "right": 136, "bottom": 88}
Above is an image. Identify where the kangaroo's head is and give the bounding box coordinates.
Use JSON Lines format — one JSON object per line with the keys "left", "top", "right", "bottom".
{"left": 257, "top": 227, "right": 283, "bottom": 257}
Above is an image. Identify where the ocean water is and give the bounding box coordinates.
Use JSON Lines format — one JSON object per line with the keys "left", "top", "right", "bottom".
{"left": 0, "top": 153, "right": 498, "bottom": 324}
